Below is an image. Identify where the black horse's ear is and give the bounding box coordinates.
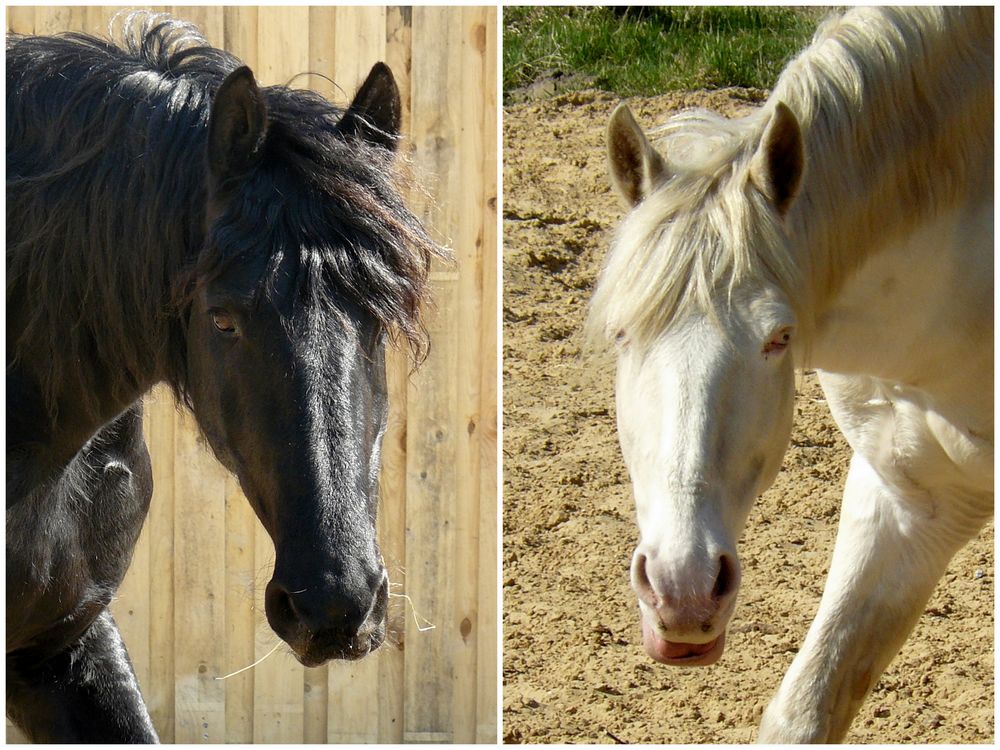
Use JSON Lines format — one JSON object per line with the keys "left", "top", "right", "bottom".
{"left": 207, "top": 66, "right": 268, "bottom": 187}
{"left": 337, "top": 62, "right": 401, "bottom": 151}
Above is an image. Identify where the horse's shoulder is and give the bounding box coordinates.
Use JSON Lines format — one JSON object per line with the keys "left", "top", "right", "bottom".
{"left": 819, "top": 372, "right": 993, "bottom": 505}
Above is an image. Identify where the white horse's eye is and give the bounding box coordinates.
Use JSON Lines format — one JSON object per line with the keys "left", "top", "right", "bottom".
{"left": 762, "top": 327, "right": 793, "bottom": 357}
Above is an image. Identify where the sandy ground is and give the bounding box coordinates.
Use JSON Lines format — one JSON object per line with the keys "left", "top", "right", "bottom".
{"left": 501, "top": 89, "right": 994, "bottom": 743}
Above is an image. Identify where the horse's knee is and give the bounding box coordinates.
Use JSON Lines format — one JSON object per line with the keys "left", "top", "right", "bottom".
{"left": 6, "top": 612, "right": 158, "bottom": 743}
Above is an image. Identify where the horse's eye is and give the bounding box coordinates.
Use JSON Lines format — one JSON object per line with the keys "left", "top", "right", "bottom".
{"left": 762, "top": 326, "right": 793, "bottom": 357}
{"left": 211, "top": 310, "right": 237, "bottom": 334}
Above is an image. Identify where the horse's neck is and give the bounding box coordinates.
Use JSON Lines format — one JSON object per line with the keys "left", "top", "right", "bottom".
{"left": 800, "top": 141, "right": 993, "bottom": 419}
{"left": 806, "top": 192, "right": 992, "bottom": 398}
{"left": 782, "top": 8, "right": 992, "bottom": 319}
{"left": 783, "top": 8, "right": 993, "bottom": 425}
{"left": 7, "top": 351, "right": 151, "bottom": 498}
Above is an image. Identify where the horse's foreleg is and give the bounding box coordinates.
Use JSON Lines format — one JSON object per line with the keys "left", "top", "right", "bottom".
{"left": 7, "top": 609, "right": 158, "bottom": 743}
{"left": 757, "top": 453, "right": 986, "bottom": 743}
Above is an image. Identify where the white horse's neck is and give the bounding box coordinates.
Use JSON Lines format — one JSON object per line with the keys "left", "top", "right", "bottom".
{"left": 770, "top": 7, "right": 994, "bottom": 456}
{"left": 776, "top": 8, "right": 992, "bottom": 326}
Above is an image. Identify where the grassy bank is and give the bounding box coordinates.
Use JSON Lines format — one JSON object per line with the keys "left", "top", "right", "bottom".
{"left": 504, "top": 6, "right": 828, "bottom": 98}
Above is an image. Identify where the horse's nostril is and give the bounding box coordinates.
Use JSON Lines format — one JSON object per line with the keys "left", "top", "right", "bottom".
{"left": 271, "top": 588, "right": 298, "bottom": 620}
{"left": 263, "top": 581, "right": 307, "bottom": 644}
{"left": 712, "top": 554, "right": 736, "bottom": 600}
{"left": 633, "top": 553, "right": 658, "bottom": 607}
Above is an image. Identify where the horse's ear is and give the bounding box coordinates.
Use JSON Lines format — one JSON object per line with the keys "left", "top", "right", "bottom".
{"left": 607, "top": 103, "right": 669, "bottom": 208}
{"left": 207, "top": 66, "right": 268, "bottom": 188}
{"left": 749, "top": 101, "right": 803, "bottom": 216}
{"left": 337, "top": 62, "right": 401, "bottom": 151}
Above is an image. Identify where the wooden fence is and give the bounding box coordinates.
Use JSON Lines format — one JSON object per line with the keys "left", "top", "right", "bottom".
{"left": 6, "top": 6, "right": 497, "bottom": 744}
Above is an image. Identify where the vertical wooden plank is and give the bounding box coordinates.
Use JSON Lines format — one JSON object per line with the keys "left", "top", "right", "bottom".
{"left": 113, "top": 403, "right": 154, "bottom": 696}
{"left": 251, "top": 527, "right": 303, "bottom": 742}
{"left": 377, "top": 8, "right": 414, "bottom": 744}
{"left": 146, "top": 386, "right": 177, "bottom": 742}
{"left": 34, "top": 7, "right": 86, "bottom": 36}
{"left": 6, "top": 6, "right": 35, "bottom": 34}
{"left": 256, "top": 4, "right": 309, "bottom": 87}
{"left": 84, "top": 7, "right": 111, "bottom": 36}
{"left": 385, "top": 5, "right": 414, "bottom": 158}
{"left": 167, "top": 16, "right": 228, "bottom": 745}
{"left": 477, "top": 7, "right": 500, "bottom": 744}
{"left": 222, "top": 471, "right": 256, "bottom": 744}
{"left": 303, "top": 664, "right": 329, "bottom": 744}
{"left": 448, "top": 6, "right": 489, "bottom": 744}
{"left": 377, "top": 345, "right": 410, "bottom": 742}
{"left": 172, "top": 408, "right": 228, "bottom": 743}
{"left": 327, "top": 657, "right": 380, "bottom": 743}
{"left": 403, "top": 9, "right": 464, "bottom": 740}
{"left": 171, "top": 5, "right": 223, "bottom": 48}
{"left": 223, "top": 4, "right": 259, "bottom": 69}
{"left": 308, "top": 6, "right": 337, "bottom": 103}
{"left": 332, "top": 5, "right": 387, "bottom": 92}
{"left": 174, "top": 9, "right": 235, "bottom": 741}
{"left": 401, "top": 279, "right": 460, "bottom": 744}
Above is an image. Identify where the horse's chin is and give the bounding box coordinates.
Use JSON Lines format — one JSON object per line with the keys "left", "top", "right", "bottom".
{"left": 287, "top": 621, "right": 387, "bottom": 667}
{"left": 641, "top": 618, "right": 726, "bottom": 666}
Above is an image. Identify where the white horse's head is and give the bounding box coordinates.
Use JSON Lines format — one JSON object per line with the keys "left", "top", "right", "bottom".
{"left": 591, "top": 101, "right": 806, "bottom": 665}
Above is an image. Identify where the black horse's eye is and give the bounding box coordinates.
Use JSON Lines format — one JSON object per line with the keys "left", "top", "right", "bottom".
{"left": 211, "top": 310, "right": 238, "bottom": 334}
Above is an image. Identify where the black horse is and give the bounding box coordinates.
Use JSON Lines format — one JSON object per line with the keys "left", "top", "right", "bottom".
{"left": 7, "top": 14, "right": 443, "bottom": 742}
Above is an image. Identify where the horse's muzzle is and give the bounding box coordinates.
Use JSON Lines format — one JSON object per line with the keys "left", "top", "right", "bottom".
{"left": 264, "top": 569, "right": 389, "bottom": 666}
{"left": 631, "top": 547, "right": 740, "bottom": 666}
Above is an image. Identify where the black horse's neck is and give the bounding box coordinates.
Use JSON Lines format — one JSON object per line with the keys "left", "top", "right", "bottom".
{"left": 6, "top": 35, "right": 217, "bottom": 491}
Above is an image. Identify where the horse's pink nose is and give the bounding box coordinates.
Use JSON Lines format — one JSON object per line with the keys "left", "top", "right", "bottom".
{"left": 632, "top": 550, "right": 739, "bottom": 634}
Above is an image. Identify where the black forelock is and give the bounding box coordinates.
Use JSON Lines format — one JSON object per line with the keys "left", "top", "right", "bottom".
{"left": 192, "top": 82, "right": 443, "bottom": 363}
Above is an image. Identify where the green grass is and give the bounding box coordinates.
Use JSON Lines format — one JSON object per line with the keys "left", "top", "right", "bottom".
{"left": 504, "top": 6, "right": 829, "bottom": 98}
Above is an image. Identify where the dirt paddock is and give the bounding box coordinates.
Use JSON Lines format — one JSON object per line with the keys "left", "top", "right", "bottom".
{"left": 502, "top": 90, "right": 994, "bottom": 743}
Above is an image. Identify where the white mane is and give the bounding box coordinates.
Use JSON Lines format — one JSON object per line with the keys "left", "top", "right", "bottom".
{"left": 590, "top": 7, "right": 992, "bottom": 348}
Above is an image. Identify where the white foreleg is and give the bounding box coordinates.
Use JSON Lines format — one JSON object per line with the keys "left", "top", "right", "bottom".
{"left": 758, "top": 453, "right": 987, "bottom": 743}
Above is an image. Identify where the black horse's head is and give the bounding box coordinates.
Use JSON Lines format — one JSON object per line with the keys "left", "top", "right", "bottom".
{"left": 182, "top": 63, "right": 437, "bottom": 666}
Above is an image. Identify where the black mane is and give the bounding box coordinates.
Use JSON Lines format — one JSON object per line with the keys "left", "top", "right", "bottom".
{"left": 7, "top": 13, "right": 443, "bottom": 418}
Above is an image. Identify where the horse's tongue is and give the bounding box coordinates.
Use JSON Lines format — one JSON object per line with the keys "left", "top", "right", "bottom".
{"left": 641, "top": 618, "right": 717, "bottom": 662}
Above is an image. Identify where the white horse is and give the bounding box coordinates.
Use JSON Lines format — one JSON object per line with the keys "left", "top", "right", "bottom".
{"left": 589, "top": 7, "right": 992, "bottom": 743}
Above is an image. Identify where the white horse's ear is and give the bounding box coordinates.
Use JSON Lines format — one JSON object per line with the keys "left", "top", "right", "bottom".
{"left": 749, "top": 101, "right": 803, "bottom": 216}
{"left": 607, "top": 103, "right": 669, "bottom": 208}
